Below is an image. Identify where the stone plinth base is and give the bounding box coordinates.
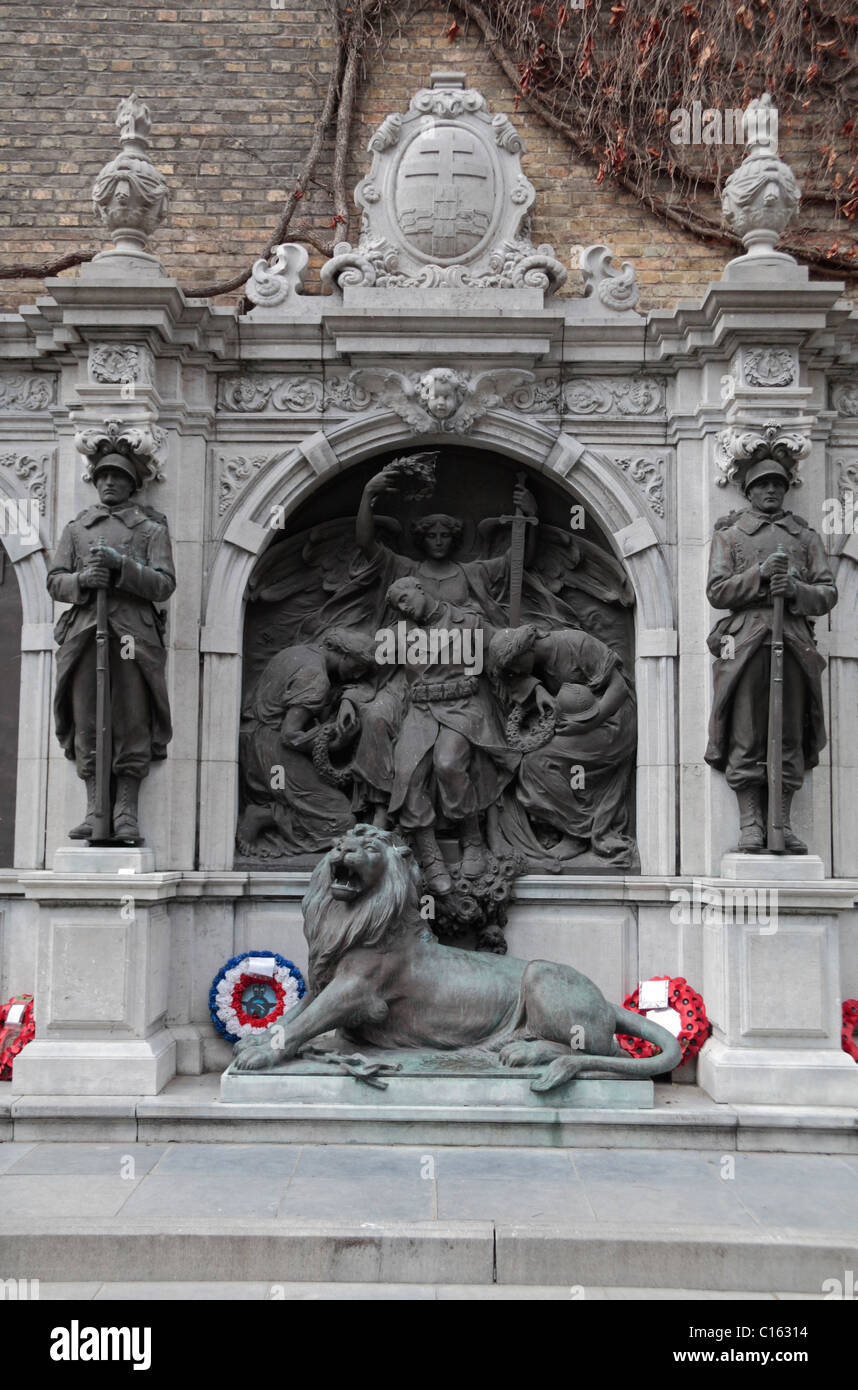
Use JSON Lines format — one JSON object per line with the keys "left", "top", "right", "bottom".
{"left": 220, "top": 1050, "right": 654, "bottom": 1109}
{"left": 11, "top": 1029, "right": 176, "bottom": 1097}
{"left": 720, "top": 853, "right": 825, "bottom": 882}
{"left": 52, "top": 846, "right": 156, "bottom": 874}
{"left": 698, "top": 1039, "right": 858, "bottom": 1107}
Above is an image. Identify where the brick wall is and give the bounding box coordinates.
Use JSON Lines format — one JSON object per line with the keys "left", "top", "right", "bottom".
{"left": 0, "top": 0, "right": 839, "bottom": 314}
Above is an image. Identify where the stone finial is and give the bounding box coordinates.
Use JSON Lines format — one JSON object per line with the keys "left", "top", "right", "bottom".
{"left": 721, "top": 94, "right": 800, "bottom": 262}
{"left": 91, "top": 93, "right": 169, "bottom": 259}
{"left": 244, "top": 243, "right": 309, "bottom": 311}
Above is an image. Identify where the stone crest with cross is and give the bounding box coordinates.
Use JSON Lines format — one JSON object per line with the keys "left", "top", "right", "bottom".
{"left": 322, "top": 71, "right": 566, "bottom": 293}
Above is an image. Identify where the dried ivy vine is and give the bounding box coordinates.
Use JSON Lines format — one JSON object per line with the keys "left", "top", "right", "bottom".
{"left": 1, "top": 0, "right": 856, "bottom": 295}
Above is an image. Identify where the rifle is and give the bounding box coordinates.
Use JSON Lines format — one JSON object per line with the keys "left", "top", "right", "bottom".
{"left": 91, "top": 565, "right": 113, "bottom": 841}
{"left": 766, "top": 545, "right": 786, "bottom": 852}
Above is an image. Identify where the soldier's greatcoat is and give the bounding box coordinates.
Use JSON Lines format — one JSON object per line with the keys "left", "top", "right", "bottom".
{"left": 704, "top": 507, "right": 837, "bottom": 774}
{"left": 47, "top": 501, "right": 175, "bottom": 766}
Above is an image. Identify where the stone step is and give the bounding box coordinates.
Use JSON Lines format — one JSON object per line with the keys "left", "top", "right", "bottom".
{"left": 31, "top": 1281, "right": 827, "bottom": 1301}
{"left": 3, "top": 1220, "right": 853, "bottom": 1294}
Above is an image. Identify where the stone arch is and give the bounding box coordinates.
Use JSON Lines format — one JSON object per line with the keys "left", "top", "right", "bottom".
{"left": 0, "top": 470, "right": 53, "bottom": 868}
{"left": 199, "top": 412, "right": 677, "bottom": 872}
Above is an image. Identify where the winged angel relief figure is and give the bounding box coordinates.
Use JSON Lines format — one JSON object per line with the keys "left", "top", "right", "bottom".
{"left": 237, "top": 455, "right": 637, "bottom": 876}
{"left": 351, "top": 366, "right": 537, "bottom": 435}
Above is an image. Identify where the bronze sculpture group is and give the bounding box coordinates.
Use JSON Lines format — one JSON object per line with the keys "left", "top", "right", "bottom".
{"left": 235, "top": 455, "right": 639, "bottom": 885}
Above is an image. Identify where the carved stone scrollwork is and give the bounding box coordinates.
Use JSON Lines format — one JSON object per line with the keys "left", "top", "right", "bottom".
{"left": 836, "top": 457, "right": 858, "bottom": 505}
{"left": 580, "top": 244, "right": 640, "bottom": 311}
{"left": 614, "top": 456, "right": 666, "bottom": 518}
{"left": 0, "top": 452, "right": 49, "bottom": 512}
{"left": 492, "top": 112, "right": 525, "bottom": 154}
{"left": 741, "top": 348, "right": 797, "bottom": 389}
{"left": 368, "top": 112, "right": 402, "bottom": 152}
{"left": 245, "top": 243, "right": 309, "bottom": 308}
{"left": 75, "top": 417, "right": 167, "bottom": 484}
{"left": 0, "top": 373, "right": 56, "bottom": 411}
{"left": 217, "top": 454, "right": 271, "bottom": 515}
{"left": 89, "top": 344, "right": 153, "bottom": 385}
{"left": 715, "top": 420, "right": 810, "bottom": 490}
{"left": 563, "top": 377, "right": 665, "bottom": 417}
{"left": 831, "top": 380, "right": 858, "bottom": 416}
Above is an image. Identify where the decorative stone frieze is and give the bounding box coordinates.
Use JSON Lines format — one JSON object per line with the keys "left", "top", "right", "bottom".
{"left": 0, "top": 373, "right": 56, "bottom": 411}
{"left": 217, "top": 454, "right": 271, "bottom": 515}
{"left": 563, "top": 377, "right": 665, "bottom": 417}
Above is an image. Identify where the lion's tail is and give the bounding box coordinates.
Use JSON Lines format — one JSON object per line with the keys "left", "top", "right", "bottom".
{"left": 531, "top": 1004, "right": 683, "bottom": 1092}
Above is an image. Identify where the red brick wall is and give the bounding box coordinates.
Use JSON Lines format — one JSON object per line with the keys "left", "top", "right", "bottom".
{"left": 0, "top": 0, "right": 834, "bottom": 314}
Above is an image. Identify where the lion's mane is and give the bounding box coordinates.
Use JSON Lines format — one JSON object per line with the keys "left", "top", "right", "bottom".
{"left": 301, "top": 827, "right": 423, "bottom": 994}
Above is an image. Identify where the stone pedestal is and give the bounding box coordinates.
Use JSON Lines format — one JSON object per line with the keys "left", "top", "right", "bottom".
{"left": 698, "top": 867, "right": 858, "bottom": 1106}
{"left": 12, "top": 868, "right": 177, "bottom": 1096}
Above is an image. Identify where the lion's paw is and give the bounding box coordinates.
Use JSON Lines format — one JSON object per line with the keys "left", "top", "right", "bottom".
{"left": 500, "top": 1039, "right": 559, "bottom": 1068}
{"left": 233, "top": 1034, "right": 283, "bottom": 1073}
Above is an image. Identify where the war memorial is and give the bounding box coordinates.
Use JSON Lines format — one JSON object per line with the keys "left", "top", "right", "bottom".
{"left": 0, "top": 19, "right": 857, "bottom": 1308}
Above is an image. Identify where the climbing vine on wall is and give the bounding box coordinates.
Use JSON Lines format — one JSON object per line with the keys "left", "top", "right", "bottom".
{"left": 2, "top": 0, "right": 856, "bottom": 295}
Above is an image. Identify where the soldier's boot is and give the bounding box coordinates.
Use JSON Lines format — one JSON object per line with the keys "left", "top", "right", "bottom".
{"left": 113, "top": 775, "right": 142, "bottom": 842}
{"left": 413, "top": 827, "right": 452, "bottom": 895}
{"left": 460, "top": 815, "right": 487, "bottom": 878}
{"left": 781, "top": 790, "right": 808, "bottom": 854}
{"left": 735, "top": 787, "right": 765, "bottom": 852}
{"left": 68, "top": 777, "right": 97, "bottom": 839}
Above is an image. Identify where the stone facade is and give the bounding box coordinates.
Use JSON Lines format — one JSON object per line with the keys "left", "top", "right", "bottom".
{"left": 0, "top": 76, "right": 857, "bottom": 1107}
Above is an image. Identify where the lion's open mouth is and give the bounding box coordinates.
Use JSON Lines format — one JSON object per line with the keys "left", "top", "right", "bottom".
{"left": 329, "top": 860, "right": 364, "bottom": 901}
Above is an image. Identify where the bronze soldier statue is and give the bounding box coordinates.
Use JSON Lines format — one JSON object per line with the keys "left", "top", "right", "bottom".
{"left": 48, "top": 448, "right": 175, "bottom": 843}
{"left": 704, "top": 456, "right": 837, "bottom": 853}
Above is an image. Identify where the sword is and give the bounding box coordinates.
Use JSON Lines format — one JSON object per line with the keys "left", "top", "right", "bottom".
{"left": 499, "top": 472, "right": 537, "bottom": 627}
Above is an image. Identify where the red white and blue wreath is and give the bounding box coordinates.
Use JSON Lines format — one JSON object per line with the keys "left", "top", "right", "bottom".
{"left": 209, "top": 951, "right": 305, "bottom": 1045}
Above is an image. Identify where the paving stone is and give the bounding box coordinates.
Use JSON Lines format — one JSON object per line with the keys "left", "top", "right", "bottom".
{"left": 277, "top": 1176, "right": 436, "bottom": 1223}
{"left": 437, "top": 1178, "right": 594, "bottom": 1224}
{"left": 570, "top": 1149, "right": 757, "bottom": 1227}
{"left": 432, "top": 1147, "right": 575, "bottom": 1180}
{"left": 30, "top": 1283, "right": 103, "bottom": 1300}
{"left": 4, "top": 1143, "right": 165, "bottom": 1176}
{"left": 118, "top": 1174, "right": 289, "bottom": 1220}
{"left": 726, "top": 1153, "right": 858, "bottom": 1231}
{"left": 0, "top": 1175, "right": 140, "bottom": 1220}
{"left": 291, "top": 1145, "right": 434, "bottom": 1181}
{"left": 0, "top": 1143, "right": 34, "bottom": 1175}
{"left": 94, "top": 1281, "right": 273, "bottom": 1300}
{"left": 151, "top": 1143, "right": 301, "bottom": 1178}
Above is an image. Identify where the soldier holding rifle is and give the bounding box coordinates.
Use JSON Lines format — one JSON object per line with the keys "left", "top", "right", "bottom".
{"left": 704, "top": 455, "right": 837, "bottom": 854}
{"left": 48, "top": 446, "right": 175, "bottom": 844}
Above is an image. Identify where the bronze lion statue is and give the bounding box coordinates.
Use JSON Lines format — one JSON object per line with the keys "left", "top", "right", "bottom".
{"left": 234, "top": 825, "right": 681, "bottom": 1090}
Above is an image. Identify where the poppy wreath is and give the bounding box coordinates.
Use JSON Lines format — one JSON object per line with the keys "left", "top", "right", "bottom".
{"left": 617, "top": 976, "right": 710, "bottom": 1064}
{"left": 209, "top": 952, "right": 306, "bottom": 1045}
{"left": 842, "top": 1000, "right": 858, "bottom": 1063}
{"left": 0, "top": 994, "right": 35, "bottom": 1081}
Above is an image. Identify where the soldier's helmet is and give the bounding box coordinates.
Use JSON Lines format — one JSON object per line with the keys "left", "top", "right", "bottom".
{"left": 92, "top": 451, "right": 141, "bottom": 492}
{"left": 742, "top": 457, "right": 791, "bottom": 494}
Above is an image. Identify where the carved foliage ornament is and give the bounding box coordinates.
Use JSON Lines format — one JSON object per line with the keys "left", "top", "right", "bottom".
{"left": 742, "top": 348, "right": 797, "bottom": 389}
{"left": 322, "top": 73, "right": 565, "bottom": 295}
{"left": 614, "top": 456, "right": 666, "bottom": 519}
{"left": 715, "top": 421, "right": 810, "bottom": 489}
{"left": 92, "top": 93, "right": 169, "bottom": 251}
{"left": 89, "top": 344, "right": 153, "bottom": 385}
{"left": 0, "top": 452, "right": 49, "bottom": 512}
{"left": 0, "top": 374, "right": 55, "bottom": 411}
{"left": 75, "top": 417, "right": 167, "bottom": 484}
{"left": 721, "top": 94, "right": 800, "bottom": 256}
{"left": 831, "top": 380, "right": 858, "bottom": 416}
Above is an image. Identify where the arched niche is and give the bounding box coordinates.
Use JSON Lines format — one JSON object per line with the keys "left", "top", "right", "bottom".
{"left": 0, "top": 473, "right": 53, "bottom": 869}
{"left": 200, "top": 414, "right": 676, "bottom": 874}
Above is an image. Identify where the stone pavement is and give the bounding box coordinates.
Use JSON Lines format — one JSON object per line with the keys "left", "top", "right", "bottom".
{"left": 0, "top": 1140, "right": 856, "bottom": 1298}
